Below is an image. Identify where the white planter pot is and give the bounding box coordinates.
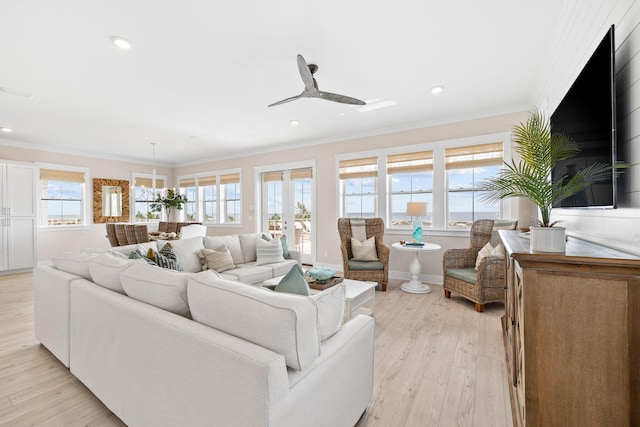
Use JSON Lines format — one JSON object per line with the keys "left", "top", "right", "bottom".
{"left": 530, "top": 226, "right": 566, "bottom": 252}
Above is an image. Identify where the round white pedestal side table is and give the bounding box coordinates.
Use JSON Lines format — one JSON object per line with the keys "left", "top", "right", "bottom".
{"left": 391, "top": 242, "right": 441, "bottom": 294}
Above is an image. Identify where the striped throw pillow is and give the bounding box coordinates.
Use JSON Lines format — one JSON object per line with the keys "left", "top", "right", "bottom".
{"left": 255, "top": 236, "right": 285, "bottom": 265}
{"left": 200, "top": 246, "right": 235, "bottom": 272}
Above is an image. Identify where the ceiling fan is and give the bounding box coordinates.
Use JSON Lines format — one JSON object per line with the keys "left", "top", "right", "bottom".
{"left": 268, "top": 54, "right": 366, "bottom": 107}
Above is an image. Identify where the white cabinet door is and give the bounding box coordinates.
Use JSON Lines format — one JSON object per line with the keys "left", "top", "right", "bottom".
{"left": 7, "top": 217, "right": 36, "bottom": 270}
{"left": 0, "top": 219, "right": 6, "bottom": 271}
{"left": 0, "top": 164, "right": 6, "bottom": 215}
{"left": 7, "top": 164, "right": 37, "bottom": 217}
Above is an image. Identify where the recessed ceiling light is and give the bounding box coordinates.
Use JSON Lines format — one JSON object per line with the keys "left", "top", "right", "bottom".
{"left": 289, "top": 120, "right": 299, "bottom": 126}
{"left": 0, "top": 127, "right": 13, "bottom": 133}
{"left": 111, "top": 36, "right": 132, "bottom": 50}
{"left": 431, "top": 86, "right": 444, "bottom": 94}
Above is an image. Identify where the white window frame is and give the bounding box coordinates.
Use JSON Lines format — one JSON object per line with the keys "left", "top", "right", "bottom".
{"left": 37, "top": 163, "right": 89, "bottom": 229}
{"left": 335, "top": 132, "right": 512, "bottom": 235}
{"left": 177, "top": 169, "right": 242, "bottom": 226}
{"left": 131, "top": 172, "right": 168, "bottom": 223}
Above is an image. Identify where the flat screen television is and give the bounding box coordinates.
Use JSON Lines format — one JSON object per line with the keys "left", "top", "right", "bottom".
{"left": 551, "top": 25, "right": 616, "bottom": 208}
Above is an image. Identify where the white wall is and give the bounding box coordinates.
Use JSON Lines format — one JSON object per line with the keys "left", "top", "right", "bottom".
{"left": 536, "top": 0, "right": 640, "bottom": 255}
{"left": 0, "top": 143, "right": 173, "bottom": 262}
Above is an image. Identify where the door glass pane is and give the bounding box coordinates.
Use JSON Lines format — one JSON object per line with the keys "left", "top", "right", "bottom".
{"left": 293, "top": 176, "right": 312, "bottom": 256}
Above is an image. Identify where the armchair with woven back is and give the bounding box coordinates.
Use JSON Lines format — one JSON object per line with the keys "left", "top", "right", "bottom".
{"left": 442, "top": 219, "right": 511, "bottom": 312}
{"left": 337, "top": 218, "right": 390, "bottom": 291}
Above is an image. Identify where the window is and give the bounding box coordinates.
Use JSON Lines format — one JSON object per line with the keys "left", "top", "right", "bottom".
{"left": 221, "top": 173, "right": 241, "bottom": 224}
{"left": 39, "top": 167, "right": 87, "bottom": 226}
{"left": 446, "top": 143, "right": 503, "bottom": 228}
{"left": 179, "top": 178, "right": 197, "bottom": 221}
{"left": 177, "top": 170, "right": 241, "bottom": 225}
{"left": 339, "top": 157, "right": 377, "bottom": 218}
{"left": 387, "top": 151, "right": 433, "bottom": 228}
{"left": 132, "top": 174, "right": 166, "bottom": 223}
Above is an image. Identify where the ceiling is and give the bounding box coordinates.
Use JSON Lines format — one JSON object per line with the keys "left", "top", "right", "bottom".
{"left": 0, "top": 0, "right": 565, "bottom": 166}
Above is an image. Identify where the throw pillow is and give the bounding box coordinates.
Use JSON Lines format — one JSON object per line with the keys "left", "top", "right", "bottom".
{"left": 311, "top": 283, "right": 346, "bottom": 341}
{"left": 146, "top": 247, "right": 182, "bottom": 271}
{"left": 351, "top": 236, "right": 378, "bottom": 261}
{"left": 274, "top": 264, "right": 310, "bottom": 296}
{"left": 262, "top": 233, "right": 290, "bottom": 259}
{"left": 159, "top": 242, "right": 183, "bottom": 271}
{"left": 128, "top": 249, "right": 157, "bottom": 266}
{"left": 255, "top": 236, "right": 285, "bottom": 265}
{"left": 475, "top": 242, "right": 494, "bottom": 270}
{"left": 200, "top": 246, "right": 235, "bottom": 272}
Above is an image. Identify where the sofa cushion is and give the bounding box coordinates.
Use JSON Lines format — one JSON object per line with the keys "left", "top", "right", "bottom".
{"left": 223, "top": 264, "right": 273, "bottom": 284}
{"left": 311, "top": 283, "right": 346, "bottom": 341}
{"left": 266, "top": 259, "right": 299, "bottom": 277}
{"left": 204, "top": 235, "right": 244, "bottom": 265}
{"left": 120, "top": 263, "right": 194, "bottom": 317}
{"left": 348, "top": 260, "right": 384, "bottom": 270}
{"left": 159, "top": 237, "right": 204, "bottom": 273}
{"left": 239, "top": 233, "right": 262, "bottom": 263}
{"left": 200, "top": 246, "right": 235, "bottom": 272}
{"left": 52, "top": 252, "right": 98, "bottom": 280}
{"left": 110, "top": 241, "right": 159, "bottom": 257}
{"left": 446, "top": 268, "right": 477, "bottom": 284}
{"left": 274, "top": 264, "right": 310, "bottom": 296}
{"left": 88, "top": 253, "right": 134, "bottom": 294}
{"left": 255, "top": 236, "right": 285, "bottom": 265}
{"left": 188, "top": 275, "right": 320, "bottom": 371}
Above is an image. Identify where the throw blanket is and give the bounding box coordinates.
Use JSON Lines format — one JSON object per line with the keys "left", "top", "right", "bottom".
{"left": 350, "top": 218, "right": 367, "bottom": 242}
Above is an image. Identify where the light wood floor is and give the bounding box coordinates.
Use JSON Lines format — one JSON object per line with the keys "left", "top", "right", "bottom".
{"left": 0, "top": 273, "right": 513, "bottom": 427}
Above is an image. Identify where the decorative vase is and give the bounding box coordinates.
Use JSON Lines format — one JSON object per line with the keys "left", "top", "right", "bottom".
{"left": 530, "top": 226, "right": 566, "bottom": 252}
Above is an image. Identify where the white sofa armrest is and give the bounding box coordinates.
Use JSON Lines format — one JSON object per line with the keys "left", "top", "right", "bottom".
{"left": 288, "top": 249, "right": 302, "bottom": 265}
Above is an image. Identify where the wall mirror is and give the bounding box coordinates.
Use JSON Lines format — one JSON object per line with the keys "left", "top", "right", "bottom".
{"left": 93, "top": 178, "right": 130, "bottom": 223}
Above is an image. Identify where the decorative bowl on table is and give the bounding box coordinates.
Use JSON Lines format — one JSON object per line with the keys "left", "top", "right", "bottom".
{"left": 305, "top": 267, "right": 336, "bottom": 283}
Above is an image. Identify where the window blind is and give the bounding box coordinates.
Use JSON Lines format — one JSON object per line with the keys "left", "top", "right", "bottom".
{"left": 339, "top": 157, "right": 378, "bottom": 179}
{"left": 387, "top": 151, "right": 433, "bottom": 173}
{"left": 220, "top": 173, "right": 240, "bottom": 184}
{"left": 445, "top": 142, "right": 503, "bottom": 169}
{"left": 262, "top": 172, "right": 283, "bottom": 182}
{"left": 135, "top": 177, "right": 166, "bottom": 189}
{"left": 40, "top": 169, "right": 85, "bottom": 183}
{"left": 179, "top": 178, "right": 196, "bottom": 187}
{"left": 289, "top": 168, "right": 312, "bottom": 180}
{"left": 199, "top": 176, "right": 216, "bottom": 186}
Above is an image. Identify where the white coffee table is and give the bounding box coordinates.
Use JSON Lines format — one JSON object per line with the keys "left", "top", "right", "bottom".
{"left": 392, "top": 242, "right": 441, "bottom": 294}
{"left": 262, "top": 276, "right": 376, "bottom": 322}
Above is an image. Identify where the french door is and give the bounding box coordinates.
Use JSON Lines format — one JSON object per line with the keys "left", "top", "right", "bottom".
{"left": 260, "top": 165, "right": 314, "bottom": 265}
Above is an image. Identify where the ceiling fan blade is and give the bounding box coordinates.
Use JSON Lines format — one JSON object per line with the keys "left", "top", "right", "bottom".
{"left": 317, "top": 91, "right": 366, "bottom": 105}
{"left": 297, "top": 55, "right": 315, "bottom": 90}
{"left": 267, "top": 94, "right": 303, "bottom": 107}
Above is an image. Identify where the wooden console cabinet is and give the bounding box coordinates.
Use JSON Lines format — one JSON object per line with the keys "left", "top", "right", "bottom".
{"left": 499, "top": 230, "right": 640, "bottom": 427}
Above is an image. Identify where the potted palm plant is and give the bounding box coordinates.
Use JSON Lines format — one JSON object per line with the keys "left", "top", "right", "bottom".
{"left": 150, "top": 189, "right": 188, "bottom": 221}
{"left": 480, "top": 109, "right": 616, "bottom": 252}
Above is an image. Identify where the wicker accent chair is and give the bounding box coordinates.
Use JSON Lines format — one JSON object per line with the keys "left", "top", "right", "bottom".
{"left": 337, "top": 218, "right": 390, "bottom": 291}
{"left": 443, "top": 219, "right": 506, "bottom": 312}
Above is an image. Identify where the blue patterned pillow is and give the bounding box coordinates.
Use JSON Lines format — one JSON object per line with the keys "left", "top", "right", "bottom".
{"left": 128, "top": 249, "right": 157, "bottom": 265}
{"left": 159, "top": 242, "right": 183, "bottom": 271}
{"left": 146, "top": 247, "right": 181, "bottom": 271}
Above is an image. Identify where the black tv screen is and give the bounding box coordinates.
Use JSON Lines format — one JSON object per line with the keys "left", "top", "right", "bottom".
{"left": 551, "top": 25, "right": 616, "bottom": 208}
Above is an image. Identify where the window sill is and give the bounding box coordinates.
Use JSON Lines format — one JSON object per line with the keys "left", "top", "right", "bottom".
{"left": 38, "top": 225, "right": 91, "bottom": 232}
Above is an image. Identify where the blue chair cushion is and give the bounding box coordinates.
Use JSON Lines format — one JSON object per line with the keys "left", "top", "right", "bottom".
{"left": 348, "top": 260, "right": 384, "bottom": 271}
{"left": 446, "top": 268, "right": 477, "bottom": 284}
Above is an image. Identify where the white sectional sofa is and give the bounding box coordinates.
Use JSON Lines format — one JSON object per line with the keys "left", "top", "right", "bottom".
{"left": 33, "top": 233, "right": 375, "bottom": 427}
{"left": 111, "top": 233, "right": 302, "bottom": 284}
